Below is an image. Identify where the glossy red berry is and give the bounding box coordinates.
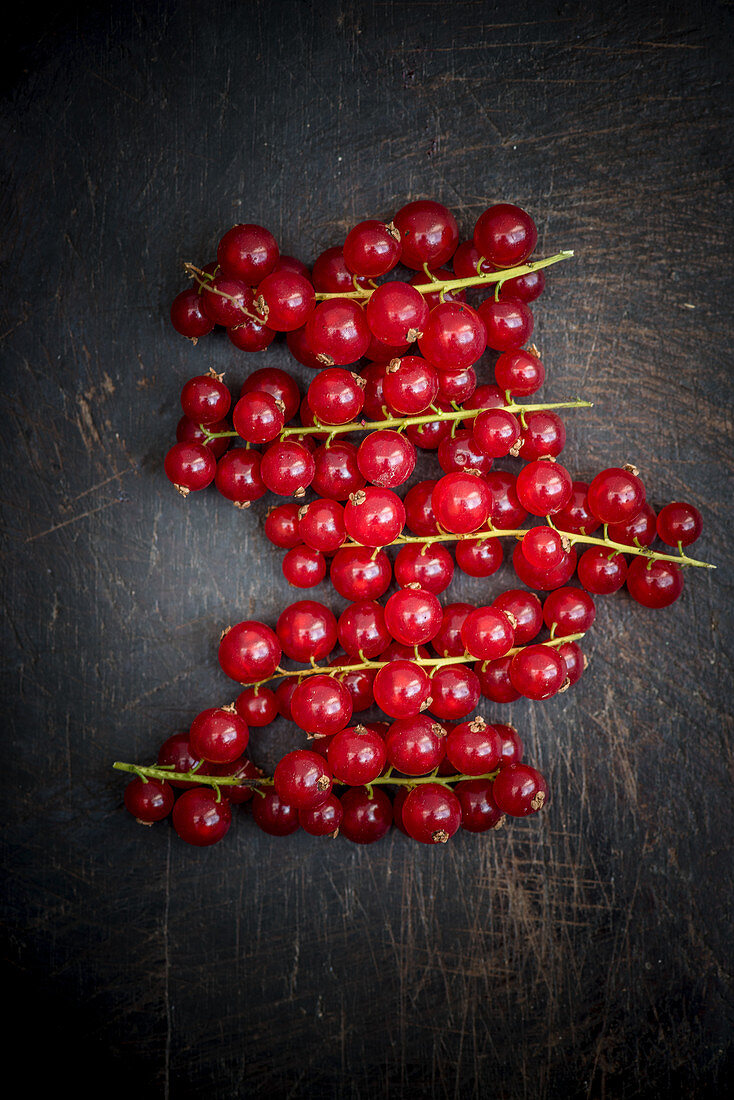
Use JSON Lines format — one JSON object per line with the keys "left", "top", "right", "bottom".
{"left": 439, "top": 428, "right": 497, "bottom": 478}
{"left": 446, "top": 717, "right": 503, "bottom": 776}
{"left": 512, "top": 543, "right": 578, "bottom": 592}
{"left": 343, "top": 219, "right": 402, "bottom": 277}
{"left": 516, "top": 459, "right": 573, "bottom": 516}
{"left": 394, "top": 543, "right": 454, "bottom": 594}
{"left": 339, "top": 787, "right": 393, "bottom": 844}
{"left": 473, "top": 408, "right": 521, "bottom": 457}
{"left": 626, "top": 557, "right": 684, "bottom": 608}
{"left": 554, "top": 481, "right": 600, "bottom": 536}
{"left": 455, "top": 780, "right": 504, "bottom": 832}
{"left": 607, "top": 503, "right": 657, "bottom": 548}
{"left": 227, "top": 317, "right": 276, "bottom": 352}
{"left": 298, "top": 498, "right": 346, "bottom": 553}
{"left": 344, "top": 486, "right": 406, "bottom": 546}
{"left": 241, "top": 367, "right": 301, "bottom": 423}
{"left": 460, "top": 607, "right": 515, "bottom": 660}
{"left": 495, "top": 723, "right": 524, "bottom": 766}
{"left": 494, "top": 349, "right": 545, "bottom": 395}
{"left": 329, "top": 546, "right": 392, "bottom": 601}
{"left": 176, "top": 415, "right": 230, "bottom": 459}
{"left": 492, "top": 589, "right": 543, "bottom": 644}
{"left": 235, "top": 686, "right": 278, "bottom": 727}
{"left": 521, "top": 526, "right": 566, "bottom": 572}
{"left": 485, "top": 470, "right": 528, "bottom": 528}
{"left": 172, "top": 788, "right": 232, "bottom": 846}
{"left": 587, "top": 467, "right": 646, "bottom": 525}
{"left": 254, "top": 270, "right": 315, "bottom": 331}
{"left": 404, "top": 480, "right": 439, "bottom": 535}
{"left": 232, "top": 392, "right": 284, "bottom": 444}
{"left": 357, "top": 430, "right": 416, "bottom": 488}
{"left": 473, "top": 203, "right": 537, "bottom": 268}
{"left": 509, "top": 644, "right": 566, "bottom": 700}
{"left": 382, "top": 355, "right": 438, "bottom": 415}
{"left": 478, "top": 297, "right": 534, "bottom": 352}
{"left": 298, "top": 794, "right": 343, "bottom": 837}
{"left": 455, "top": 536, "right": 503, "bottom": 578}
{"left": 181, "top": 373, "right": 232, "bottom": 425}
{"left": 215, "top": 448, "right": 266, "bottom": 506}
{"left": 208, "top": 757, "right": 262, "bottom": 804}
{"left": 157, "top": 732, "right": 211, "bottom": 789}
{"left": 276, "top": 600, "right": 337, "bottom": 663}
{"left": 373, "top": 659, "right": 432, "bottom": 718}
{"left": 476, "top": 657, "right": 520, "bottom": 703}
{"left": 217, "top": 223, "right": 279, "bottom": 282}
{"left": 385, "top": 715, "right": 446, "bottom": 776}
{"left": 251, "top": 789, "right": 300, "bottom": 836}
{"left": 264, "top": 502, "right": 302, "bottom": 548}
{"left": 431, "top": 603, "right": 473, "bottom": 657}
{"left": 274, "top": 749, "right": 333, "bottom": 809}
{"left": 327, "top": 725, "right": 387, "bottom": 785}
{"left": 517, "top": 410, "right": 566, "bottom": 461}
{"left": 189, "top": 707, "right": 249, "bottom": 764}
{"left": 282, "top": 545, "right": 326, "bottom": 588}
{"left": 171, "top": 288, "right": 215, "bottom": 340}
{"left": 164, "top": 442, "right": 216, "bottom": 493}
{"left": 557, "top": 640, "right": 585, "bottom": 687}
{"left": 432, "top": 471, "right": 491, "bottom": 534}
{"left": 201, "top": 276, "right": 256, "bottom": 327}
{"left": 312, "top": 440, "right": 365, "bottom": 500}
{"left": 384, "top": 587, "right": 443, "bottom": 646}
{"left": 656, "top": 502, "right": 703, "bottom": 547}
{"left": 493, "top": 764, "right": 548, "bottom": 816}
{"left": 405, "top": 399, "right": 454, "bottom": 450}
{"left": 305, "top": 299, "right": 371, "bottom": 366}
{"left": 401, "top": 783, "right": 462, "bottom": 844}
{"left": 428, "top": 664, "right": 480, "bottom": 720}
{"left": 542, "top": 586, "right": 596, "bottom": 635}
{"left": 436, "top": 365, "right": 477, "bottom": 404}
{"left": 338, "top": 600, "right": 391, "bottom": 659}
{"left": 260, "top": 440, "right": 315, "bottom": 497}
{"left": 218, "top": 620, "right": 281, "bottom": 683}
{"left": 366, "top": 282, "right": 429, "bottom": 345}
{"left": 577, "top": 547, "right": 628, "bottom": 595}
{"left": 124, "top": 777, "right": 174, "bottom": 823}
{"left": 418, "top": 302, "right": 487, "bottom": 371}
{"left": 312, "top": 246, "right": 370, "bottom": 293}
{"left": 329, "top": 663, "right": 375, "bottom": 713}
{"left": 308, "top": 368, "right": 365, "bottom": 425}
{"left": 452, "top": 239, "right": 495, "bottom": 279}
{"left": 393, "top": 199, "right": 459, "bottom": 269}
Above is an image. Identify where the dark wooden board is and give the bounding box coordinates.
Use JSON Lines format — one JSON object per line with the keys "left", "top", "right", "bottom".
{"left": 2, "top": 2, "right": 733, "bottom": 1096}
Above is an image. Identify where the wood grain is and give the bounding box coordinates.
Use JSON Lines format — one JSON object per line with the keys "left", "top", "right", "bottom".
{"left": 1, "top": 1, "right": 732, "bottom": 1096}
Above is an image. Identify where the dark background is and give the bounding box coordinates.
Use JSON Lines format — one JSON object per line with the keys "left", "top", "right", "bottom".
{"left": 2, "top": 2, "right": 732, "bottom": 1097}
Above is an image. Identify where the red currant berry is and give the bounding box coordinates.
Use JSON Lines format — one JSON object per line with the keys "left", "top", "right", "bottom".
{"left": 494, "top": 349, "right": 545, "bottom": 396}
{"left": 344, "top": 219, "right": 402, "bottom": 277}
{"left": 385, "top": 715, "right": 446, "bottom": 775}
{"left": 164, "top": 442, "right": 216, "bottom": 494}
{"left": 124, "top": 777, "right": 175, "bottom": 823}
{"left": 227, "top": 317, "right": 276, "bottom": 352}
{"left": 607, "top": 503, "right": 657, "bottom": 548}
{"left": 452, "top": 239, "right": 494, "bottom": 278}
{"left": 577, "top": 547, "right": 628, "bottom": 595}
{"left": 587, "top": 467, "right": 646, "bottom": 525}
{"left": 385, "top": 587, "right": 443, "bottom": 646}
{"left": 382, "top": 355, "right": 439, "bottom": 415}
{"left": 327, "top": 725, "right": 387, "bottom": 784}
{"left": 461, "top": 607, "right": 515, "bottom": 660}
{"left": 273, "top": 255, "right": 310, "bottom": 280}
{"left": 357, "top": 430, "right": 416, "bottom": 488}
{"left": 418, "top": 301, "right": 487, "bottom": 371}
{"left": 512, "top": 542, "right": 578, "bottom": 591}
{"left": 189, "top": 707, "right": 249, "bottom": 764}
{"left": 542, "top": 586, "right": 596, "bottom": 636}
{"left": 521, "top": 526, "right": 566, "bottom": 572}
{"left": 359, "top": 360, "right": 389, "bottom": 417}
{"left": 401, "top": 783, "right": 462, "bottom": 844}
{"left": 626, "top": 557, "right": 684, "bottom": 608}
{"left": 157, "top": 732, "right": 211, "bottom": 789}
{"left": 438, "top": 429, "right": 494, "bottom": 476}
{"left": 493, "top": 764, "right": 548, "bottom": 816}
{"left": 373, "top": 659, "right": 432, "bottom": 718}
{"left": 330, "top": 545, "right": 392, "bottom": 601}
{"left": 312, "top": 246, "right": 371, "bottom": 293}
{"left": 554, "top": 481, "right": 599, "bottom": 536}
{"left": 393, "top": 199, "right": 459, "bottom": 269}
{"left": 172, "top": 788, "right": 232, "bottom": 846}
{"left": 516, "top": 459, "right": 573, "bottom": 516}
{"left": 208, "top": 757, "right": 262, "bottom": 805}
{"left": 338, "top": 600, "right": 391, "bottom": 659}
{"left": 254, "top": 270, "right": 315, "bottom": 331}
{"left": 241, "top": 367, "right": 301, "bottom": 422}
{"left": 215, "top": 448, "right": 266, "bottom": 506}
{"left": 339, "top": 787, "right": 393, "bottom": 844}
{"left": 329, "top": 663, "right": 375, "bottom": 713}
{"left": 217, "top": 223, "right": 278, "bottom": 282}
{"left": 517, "top": 410, "right": 566, "bottom": 461}
{"left": 455, "top": 780, "right": 505, "bottom": 832}
{"left": 478, "top": 297, "right": 534, "bottom": 352}
{"left": 312, "top": 440, "right": 366, "bottom": 500}
{"left": 364, "top": 332, "right": 411, "bottom": 363}
{"left": 219, "top": 620, "right": 281, "bottom": 682}
{"left": 473, "top": 203, "right": 537, "bottom": 268}
{"left": 366, "top": 282, "right": 429, "bottom": 346}
{"left": 260, "top": 440, "right": 315, "bottom": 497}
{"left": 495, "top": 723, "right": 524, "bottom": 766}
{"left": 432, "top": 471, "right": 491, "bottom": 534}
{"left": 308, "top": 368, "right": 365, "bottom": 425}
{"left": 437, "top": 365, "right": 477, "bottom": 404}
{"left": 455, "top": 536, "right": 503, "bottom": 578}
{"left": 556, "top": 640, "right": 585, "bottom": 687}
{"left": 264, "top": 502, "right": 302, "bottom": 548}
{"left": 404, "top": 480, "right": 439, "bottom": 536}
{"left": 282, "top": 545, "right": 326, "bottom": 588}
{"left": 394, "top": 543, "right": 454, "bottom": 594}
{"left": 462, "top": 383, "right": 507, "bottom": 420}
{"left": 656, "top": 502, "right": 703, "bottom": 547}
{"left": 276, "top": 600, "right": 337, "bottom": 663}
{"left": 181, "top": 373, "right": 232, "bottom": 425}
{"left": 274, "top": 749, "right": 333, "bottom": 809}
{"left": 298, "top": 794, "right": 343, "bottom": 837}
{"left": 446, "top": 717, "right": 503, "bottom": 775}
{"left": 476, "top": 657, "right": 520, "bottom": 703}
{"left": 171, "top": 288, "right": 215, "bottom": 340}
{"left": 428, "top": 664, "right": 481, "bottom": 720}
{"left": 431, "top": 603, "right": 473, "bottom": 657}
{"left": 305, "top": 299, "right": 371, "bottom": 366}
{"left": 298, "top": 498, "right": 346, "bottom": 553}
{"left": 232, "top": 392, "right": 284, "bottom": 444}
{"left": 235, "top": 686, "right": 278, "bottom": 727}
{"left": 492, "top": 589, "right": 543, "bottom": 644}
{"left": 251, "top": 789, "right": 300, "bottom": 836}
{"left": 176, "top": 415, "right": 230, "bottom": 459}
{"left": 287, "top": 323, "right": 323, "bottom": 369}
{"left": 274, "top": 678, "right": 298, "bottom": 721}
{"left": 473, "top": 408, "right": 521, "bottom": 457}
{"left": 405, "top": 399, "right": 454, "bottom": 450}
{"left": 344, "top": 486, "right": 406, "bottom": 546}
{"left": 201, "top": 276, "right": 255, "bottom": 327}
{"left": 485, "top": 470, "right": 528, "bottom": 528}
{"left": 510, "top": 644, "right": 566, "bottom": 700}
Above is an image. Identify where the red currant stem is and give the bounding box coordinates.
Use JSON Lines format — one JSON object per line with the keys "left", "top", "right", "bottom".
{"left": 280, "top": 398, "right": 592, "bottom": 440}
{"left": 314, "top": 249, "right": 574, "bottom": 300}
{"left": 200, "top": 426, "right": 239, "bottom": 441}
{"left": 244, "top": 634, "right": 584, "bottom": 689}
{"left": 183, "top": 263, "right": 263, "bottom": 323}
{"left": 561, "top": 531, "right": 714, "bottom": 569}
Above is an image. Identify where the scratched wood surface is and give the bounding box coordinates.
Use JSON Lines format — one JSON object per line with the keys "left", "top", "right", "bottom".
{"left": 1, "top": 1, "right": 732, "bottom": 1096}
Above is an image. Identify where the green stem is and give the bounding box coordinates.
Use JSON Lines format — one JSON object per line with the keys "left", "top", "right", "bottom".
{"left": 314, "top": 250, "right": 574, "bottom": 301}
